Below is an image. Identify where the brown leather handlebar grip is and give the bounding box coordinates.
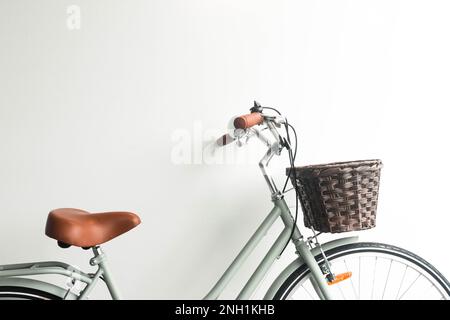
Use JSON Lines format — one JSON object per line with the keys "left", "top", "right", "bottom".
{"left": 233, "top": 112, "right": 264, "bottom": 129}
{"left": 216, "top": 134, "right": 235, "bottom": 147}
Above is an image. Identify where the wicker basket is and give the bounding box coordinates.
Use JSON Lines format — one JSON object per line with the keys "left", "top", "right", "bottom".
{"left": 287, "top": 159, "right": 383, "bottom": 233}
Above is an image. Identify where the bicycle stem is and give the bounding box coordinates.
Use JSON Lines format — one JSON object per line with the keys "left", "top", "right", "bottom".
{"left": 259, "top": 142, "right": 281, "bottom": 197}
{"left": 257, "top": 119, "right": 285, "bottom": 198}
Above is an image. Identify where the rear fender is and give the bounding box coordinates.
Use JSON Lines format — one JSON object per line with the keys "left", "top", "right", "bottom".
{"left": 0, "top": 277, "right": 78, "bottom": 300}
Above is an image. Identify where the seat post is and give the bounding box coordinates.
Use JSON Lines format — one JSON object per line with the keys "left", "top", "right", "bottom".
{"left": 91, "top": 246, "right": 122, "bottom": 300}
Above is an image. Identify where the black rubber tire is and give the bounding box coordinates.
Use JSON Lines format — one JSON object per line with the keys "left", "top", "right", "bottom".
{"left": 0, "top": 286, "right": 62, "bottom": 300}
{"left": 273, "top": 242, "right": 450, "bottom": 300}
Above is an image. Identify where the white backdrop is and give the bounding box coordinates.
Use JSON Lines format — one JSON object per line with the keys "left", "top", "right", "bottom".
{"left": 0, "top": 0, "right": 449, "bottom": 299}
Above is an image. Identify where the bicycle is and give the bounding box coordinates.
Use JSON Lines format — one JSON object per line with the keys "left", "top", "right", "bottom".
{"left": 0, "top": 102, "right": 449, "bottom": 300}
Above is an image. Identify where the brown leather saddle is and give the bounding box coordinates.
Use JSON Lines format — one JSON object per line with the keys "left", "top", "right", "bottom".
{"left": 45, "top": 208, "right": 141, "bottom": 248}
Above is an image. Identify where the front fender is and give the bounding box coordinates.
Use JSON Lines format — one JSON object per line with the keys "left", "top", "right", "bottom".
{"left": 264, "top": 236, "right": 359, "bottom": 300}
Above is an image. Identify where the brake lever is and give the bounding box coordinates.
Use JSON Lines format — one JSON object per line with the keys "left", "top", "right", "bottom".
{"left": 234, "top": 128, "right": 249, "bottom": 147}
{"left": 262, "top": 114, "right": 287, "bottom": 127}
{"left": 235, "top": 127, "right": 266, "bottom": 147}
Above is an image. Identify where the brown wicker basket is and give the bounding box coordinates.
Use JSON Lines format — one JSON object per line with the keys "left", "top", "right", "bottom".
{"left": 287, "top": 159, "right": 383, "bottom": 233}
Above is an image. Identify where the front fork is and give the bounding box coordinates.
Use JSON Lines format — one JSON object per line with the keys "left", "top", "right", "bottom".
{"left": 294, "top": 240, "right": 333, "bottom": 300}
{"left": 275, "top": 197, "right": 334, "bottom": 300}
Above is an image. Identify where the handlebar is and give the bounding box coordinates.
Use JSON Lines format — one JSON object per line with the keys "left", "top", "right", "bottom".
{"left": 216, "top": 105, "right": 289, "bottom": 197}
{"left": 217, "top": 110, "right": 285, "bottom": 148}
{"left": 233, "top": 112, "right": 264, "bottom": 129}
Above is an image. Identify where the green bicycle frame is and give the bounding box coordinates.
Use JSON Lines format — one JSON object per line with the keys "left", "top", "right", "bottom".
{"left": 204, "top": 196, "right": 333, "bottom": 300}
{"left": 0, "top": 118, "right": 340, "bottom": 300}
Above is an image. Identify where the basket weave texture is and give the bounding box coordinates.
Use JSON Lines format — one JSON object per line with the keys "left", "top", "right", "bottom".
{"left": 287, "top": 159, "right": 382, "bottom": 233}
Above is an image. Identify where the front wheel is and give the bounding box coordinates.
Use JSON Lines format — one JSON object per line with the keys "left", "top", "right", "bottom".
{"left": 274, "top": 242, "right": 450, "bottom": 300}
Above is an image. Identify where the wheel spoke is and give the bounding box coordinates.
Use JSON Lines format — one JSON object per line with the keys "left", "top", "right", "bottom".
{"left": 371, "top": 257, "right": 378, "bottom": 299}
{"left": 398, "top": 274, "right": 422, "bottom": 300}
{"left": 344, "top": 259, "right": 358, "bottom": 299}
{"left": 302, "top": 284, "right": 315, "bottom": 300}
{"left": 395, "top": 265, "right": 408, "bottom": 300}
{"left": 424, "top": 279, "right": 445, "bottom": 300}
{"left": 337, "top": 283, "right": 346, "bottom": 300}
{"left": 358, "top": 256, "right": 361, "bottom": 300}
{"left": 381, "top": 259, "right": 393, "bottom": 300}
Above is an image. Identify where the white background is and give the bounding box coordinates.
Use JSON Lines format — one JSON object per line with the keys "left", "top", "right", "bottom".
{"left": 0, "top": 0, "right": 449, "bottom": 299}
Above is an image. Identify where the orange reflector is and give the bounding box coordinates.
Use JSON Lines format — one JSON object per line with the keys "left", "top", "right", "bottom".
{"left": 327, "top": 272, "right": 352, "bottom": 285}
